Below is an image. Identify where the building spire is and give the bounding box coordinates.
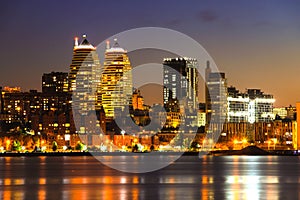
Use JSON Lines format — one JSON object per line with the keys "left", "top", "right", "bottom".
{"left": 106, "top": 40, "right": 110, "bottom": 49}
{"left": 74, "top": 37, "right": 79, "bottom": 46}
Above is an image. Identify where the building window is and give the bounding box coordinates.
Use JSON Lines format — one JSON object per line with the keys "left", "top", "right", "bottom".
{"left": 172, "top": 74, "right": 176, "bottom": 81}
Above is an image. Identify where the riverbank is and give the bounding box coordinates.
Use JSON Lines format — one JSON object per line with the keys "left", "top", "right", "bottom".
{"left": 0, "top": 146, "right": 299, "bottom": 157}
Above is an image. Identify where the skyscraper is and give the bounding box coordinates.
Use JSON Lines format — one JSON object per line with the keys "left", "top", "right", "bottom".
{"left": 163, "top": 57, "right": 199, "bottom": 128}
{"left": 67, "top": 35, "right": 103, "bottom": 136}
{"left": 68, "top": 35, "right": 101, "bottom": 113}
{"left": 205, "top": 62, "right": 227, "bottom": 140}
{"left": 42, "top": 71, "right": 70, "bottom": 113}
{"left": 101, "top": 39, "right": 133, "bottom": 120}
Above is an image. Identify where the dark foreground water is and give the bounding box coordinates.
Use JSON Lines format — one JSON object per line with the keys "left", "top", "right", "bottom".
{"left": 0, "top": 155, "right": 300, "bottom": 200}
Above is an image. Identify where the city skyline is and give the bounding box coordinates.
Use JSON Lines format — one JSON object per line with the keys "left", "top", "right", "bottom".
{"left": 1, "top": 1, "right": 300, "bottom": 107}
{"left": 0, "top": 33, "right": 292, "bottom": 110}
{"left": 1, "top": 2, "right": 300, "bottom": 199}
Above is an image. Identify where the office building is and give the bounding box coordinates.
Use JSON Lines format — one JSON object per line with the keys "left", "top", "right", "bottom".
{"left": 101, "top": 39, "right": 133, "bottom": 120}
{"left": 42, "top": 72, "right": 69, "bottom": 94}
{"left": 205, "top": 62, "right": 227, "bottom": 139}
{"left": 163, "top": 57, "right": 199, "bottom": 128}
{"left": 68, "top": 35, "right": 101, "bottom": 113}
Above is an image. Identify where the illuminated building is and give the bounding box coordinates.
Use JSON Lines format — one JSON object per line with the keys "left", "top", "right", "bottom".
{"left": 41, "top": 72, "right": 71, "bottom": 113}
{"left": 101, "top": 39, "right": 133, "bottom": 120}
{"left": 0, "top": 86, "right": 2, "bottom": 113}
{"left": 163, "top": 57, "right": 199, "bottom": 128}
{"left": 67, "top": 35, "right": 105, "bottom": 136}
{"left": 286, "top": 105, "right": 296, "bottom": 120}
{"left": 163, "top": 57, "right": 198, "bottom": 109}
{"left": 205, "top": 62, "right": 227, "bottom": 138}
{"left": 3, "top": 86, "right": 21, "bottom": 93}
{"left": 273, "top": 105, "right": 296, "bottom": 120}
{"left": 247, "top": 89, "right": 275, "bottom": 122}
{"left": 224, "top": 86, "right": 275, "bottom": 141}
{"left": 293, "top": 102, "right": 300, "bottom": 149}
{"left": 273, "top": 107, "right": 288, "bottom": 119}
{"left": 132, "top": 89, "right": 144, "bottom": 110}
{"left": 1, "top": 87, "right": 70, "bottom": 136}
{"left": 163, "top": 99, "right": 182, "bottom": 129}
{"left": 205, "top": 65, "right": 275, "bottom": 142}
{"left": 1, "top": 88, "right": 41, "bottom": 123}
{"left": 198, "top": 103, "right": 206, "bottom": 127}
{"left": 31, "top": 110, "right": 76, "bottom": 140}
{"left": 68, "top": 35, "right": 101, "bottom": 113}
{"left": 292, "top": 103, "right": 300, "bottom": 150}
{"left": 226, "top": 87, "right": 275, "bottom": 123}
{"left": 149, "top": 104, "right": 167, "bottom": 128}
{"left": 42, "top": 72, "right": 69, "bottom": 94}
{"left": 226, "top": 86, "right": 248, "bottom": 123}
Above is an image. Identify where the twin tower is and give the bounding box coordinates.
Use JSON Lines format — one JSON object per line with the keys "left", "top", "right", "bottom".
{"left": 68, "top": 35, "right": 132, "bottom": 121}
{"left": 68, "top": 35, "right": 199, "bottom": 129}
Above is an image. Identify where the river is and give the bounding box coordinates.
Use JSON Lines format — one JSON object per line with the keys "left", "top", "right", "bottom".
{"left": 0, "top": 155, "right": 299, "bottom": 199}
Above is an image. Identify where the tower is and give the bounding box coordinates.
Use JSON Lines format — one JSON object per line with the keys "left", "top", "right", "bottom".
{"left": 68, "top": 35, "right": 101, "bottom": 113}
{"left": 101, "top": 39, "right": 133, "bottom": 120}
{"left": 68, "top": 35, "right": 102, "bottom": 136}
{"left": 163, "top": 57, "right": 199, "bottom": 128}
{"left": 205, "top": 63, "right": 227, "bottom": 141}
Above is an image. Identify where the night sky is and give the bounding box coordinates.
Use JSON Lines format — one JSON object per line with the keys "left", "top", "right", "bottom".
{"left": 1, "top": 1, "right": 300, "bottom": 107}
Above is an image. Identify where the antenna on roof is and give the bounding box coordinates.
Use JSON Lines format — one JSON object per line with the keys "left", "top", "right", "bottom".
{"left": 74, "top": 37, "right": 79, "bottom": 46}
{"left": 106, "top": 40, "right": 110, "bottom": 49}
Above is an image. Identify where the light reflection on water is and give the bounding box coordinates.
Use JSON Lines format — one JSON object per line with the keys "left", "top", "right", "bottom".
{"left": 0, "top": 156, "right": 299, "bottom": 200}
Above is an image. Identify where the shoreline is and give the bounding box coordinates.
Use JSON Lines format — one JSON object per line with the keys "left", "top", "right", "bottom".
{"left": 0, "top": 149, "right": 298, "bottom": 157}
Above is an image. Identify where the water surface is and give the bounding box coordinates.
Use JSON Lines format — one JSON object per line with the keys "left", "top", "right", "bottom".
{"left": 0, "top": 155, "right": 299, "bottom": 199}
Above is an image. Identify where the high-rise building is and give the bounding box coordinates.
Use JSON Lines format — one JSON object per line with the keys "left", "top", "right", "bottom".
{"left": 68, "top": 35, "right": 101, "bottom": 113}
{"left": 205, "top": 62, "right": 227, "bottom": 138}
{"left": 42, "top": 72, "right": 70, "bottom": 114}
{"left": 42, "top": 72, "right": 69, "bottom": 94}
{"left": 163, "top": 57, "right": 199, "bottom": 128}
{"left": 101, "top": 39, "right": 133, "bottom": 120}
{"left": 67, "top": 35, "right": 103, "bottom": 136}
{"left": 163, "top": 57, "right": 198, "bottom": 109}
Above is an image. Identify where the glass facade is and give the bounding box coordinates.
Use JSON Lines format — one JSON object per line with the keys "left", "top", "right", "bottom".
{"left": 68, "top": 35, "right": 101, "bottom": 114}
{"left": 101, "top": 39, "right": 132, "bottom": 120}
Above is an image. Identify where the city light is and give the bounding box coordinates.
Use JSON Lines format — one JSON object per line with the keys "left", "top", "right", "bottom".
{"left": 0, "top": 31, "right": 298, "bottom": 155}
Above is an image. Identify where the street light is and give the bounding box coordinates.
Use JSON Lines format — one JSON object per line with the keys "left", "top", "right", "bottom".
{"left": 121, "top": 130, "right": 125, "bottom": 147}
{"left": 6, "top": 140, "right": 10, "bottom": 151}
{"left": 233, "top": 139, "right": 238, "bottom": 150}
